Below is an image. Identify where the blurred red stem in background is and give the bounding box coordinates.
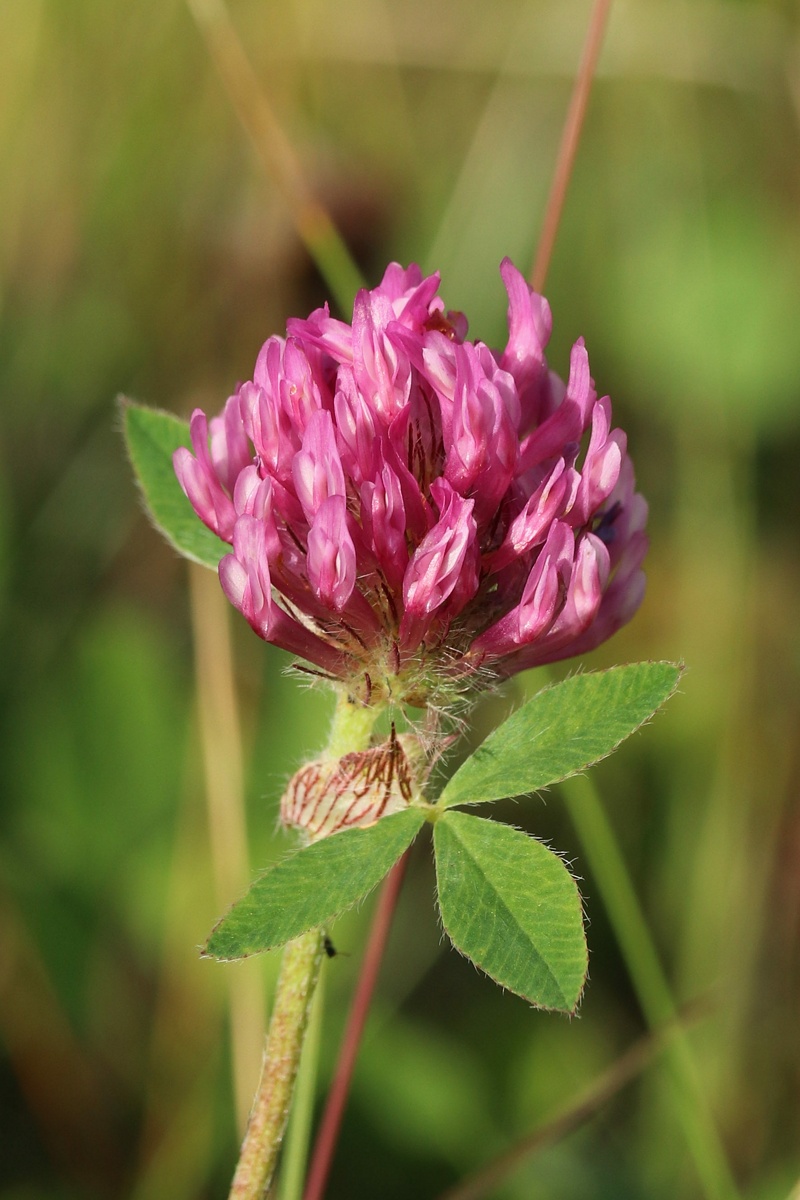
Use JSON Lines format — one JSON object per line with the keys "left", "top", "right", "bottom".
{"left": 302, "top": 850, "right": 411, "bottom": 1200}
{"left": 530, "top": 0, "right": 613, "bottom": 292}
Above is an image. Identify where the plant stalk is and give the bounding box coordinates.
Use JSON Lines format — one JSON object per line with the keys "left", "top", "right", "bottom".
{"left": 228, "top": 931, "right": 324, "bottom": 1200}
{"left": 278, "top": 968, "right": 326, "bottom": 1200}
{"left": 227, "top": 694, "right": 381, "bottom": 1199}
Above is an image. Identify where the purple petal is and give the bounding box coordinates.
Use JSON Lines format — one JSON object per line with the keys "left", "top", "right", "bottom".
{"left": 400, "top": 479, "right": 479, "bottom": 649}
{"left": 472, "top": 521, "right": 574, "bottom": 659}
{"left": 517, "top": 339, "right": 596, "bottom": 471}
{"left": 209, "top": 392, "right": 251, "bottom": 495}
{"left": 306, "top": 495, "right": 357, "bottom": 612}
{"left": 352, "top": 290, "right": 412, "bottom": 422}
{"left": 292, "top": 409, "right": 346, "bottom": 522}
{"left": 499, "top": 258, "right": 553, "bottom": 427}
{"left": 376, "top": 262, "right": 442, "bottom": 329}
{"left": 444, "top": 344, "right": 518, "bottom": 520}
{"left": 173, "top": 409, "right": 237, "bottom": 541}
{"left": 221, "top": 516, "right": 348, "bottom": 672}
{"left": 489, "top": 459, "right": 572, "bottom": 572}
{"left": 334, "top": 367, "right": 378, "bottom": 485}
{"left": 361, "top": 453, "right": 409, "bottom": 590}
{"left": 568, "top": 398, "right": 625, "bottom": 527}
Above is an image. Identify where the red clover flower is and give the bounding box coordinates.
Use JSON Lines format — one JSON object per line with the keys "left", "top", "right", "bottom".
{"left": 175, "top": 260, "right": 647, "bottom": 709}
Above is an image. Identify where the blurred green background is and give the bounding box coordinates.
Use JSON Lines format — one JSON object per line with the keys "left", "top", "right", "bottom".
{"left": 2, "top": 0, "right": 800, "bottom": 1197}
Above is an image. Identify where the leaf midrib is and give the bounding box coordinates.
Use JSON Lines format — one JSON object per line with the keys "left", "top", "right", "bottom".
{"left": 438, "top": 818, "right": 571, "bottom": 1008}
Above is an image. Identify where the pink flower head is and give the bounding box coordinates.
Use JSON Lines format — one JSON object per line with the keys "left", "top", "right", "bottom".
{"left": 174, "top": 259, "right": 647, "bottom": 706}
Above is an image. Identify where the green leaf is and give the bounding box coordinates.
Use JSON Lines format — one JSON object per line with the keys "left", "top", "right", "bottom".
{"left": 434, "top": 811, "right": 587, "bottom": 1012}
{"left": 438, "top": 662, "right": 681, "bottom": 809}
{"left": 121, "top": 398, "right": 227, "bottom": 569}
{"left": 205, "top": 807, "right": 425, "bottom": 960}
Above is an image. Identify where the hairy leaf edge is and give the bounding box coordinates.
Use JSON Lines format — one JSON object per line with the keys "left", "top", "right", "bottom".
{"left": 433, "top": 813, "right": 588, "bottom": 1014}
{"left": 203, "top": 808, "right": 426, "bottom": 961}
{"left": 119, "top": 395, "right": 226, "bottom": 570}
{"left": 437, "top": 660, "right": 685, "bottom": 810}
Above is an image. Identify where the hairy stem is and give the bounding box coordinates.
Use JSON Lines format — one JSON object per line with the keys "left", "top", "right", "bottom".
{"left": 227, "top": 694, "right": 381, "bottom": 1200}
{"left": 229, "top": 931, "right": 324, "bottom": 1200}
{"left": 279, "top": 970, "right": 326, "bottom": 1200}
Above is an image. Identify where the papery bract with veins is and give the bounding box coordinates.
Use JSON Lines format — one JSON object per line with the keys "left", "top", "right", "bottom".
{"left": 174, "top": 258, "right": 647, "bottom": 708}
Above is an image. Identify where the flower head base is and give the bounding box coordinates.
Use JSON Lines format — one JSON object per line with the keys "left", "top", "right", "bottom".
{"left": 175, "top": 260, "right": 647, "bottom": 707}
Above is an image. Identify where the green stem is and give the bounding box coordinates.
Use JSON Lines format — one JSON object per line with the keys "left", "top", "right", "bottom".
{"left": 278, "top": 968, "right": 326, "bottom": 1200}
{"left": 228, "top": 930, "right": 324, "bottom": 1200}
{"left": 227, "top": 693, "right": 381, "bottom": 1200}
{"left": 561, "top": 772, "right": 741, "bottom": 1200}
{"left": 325, "top": 692, "right": 384, "bottom": 759}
